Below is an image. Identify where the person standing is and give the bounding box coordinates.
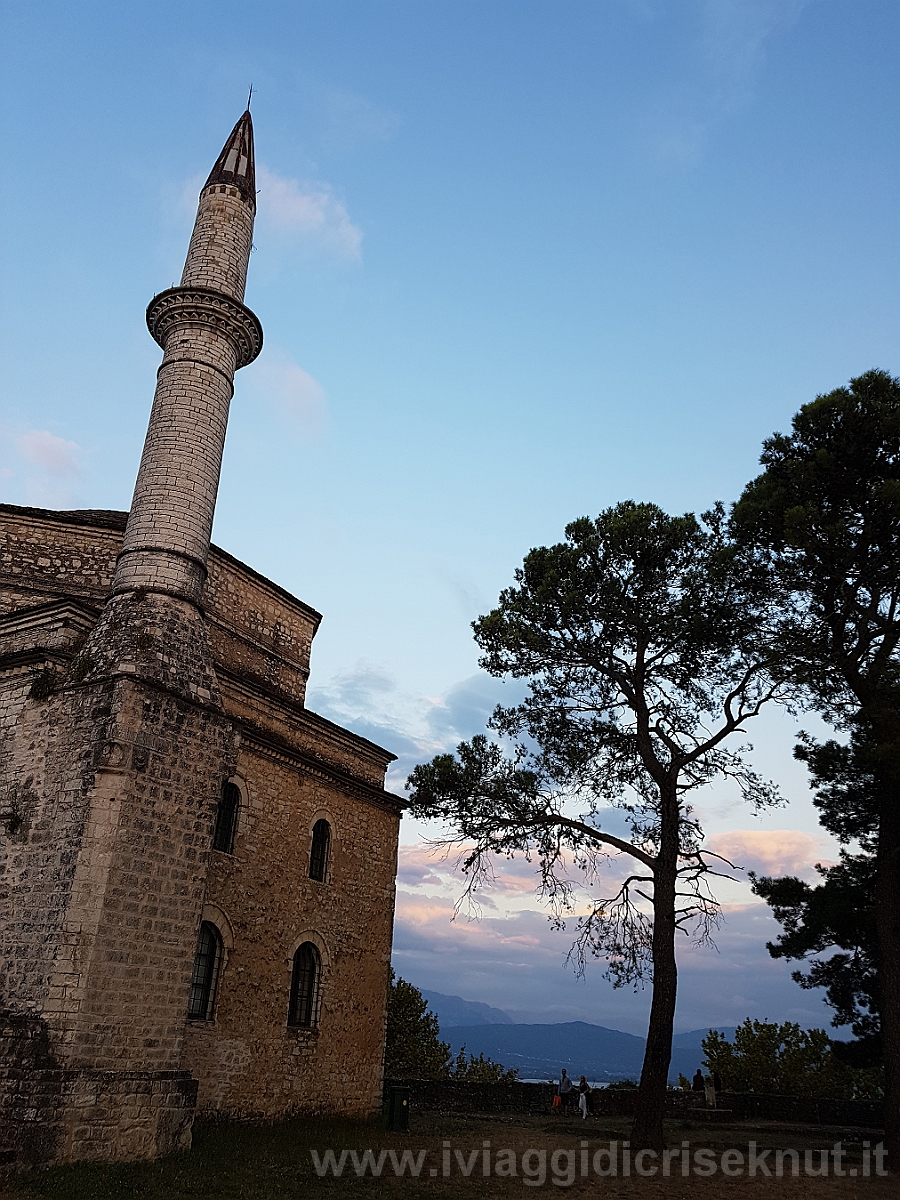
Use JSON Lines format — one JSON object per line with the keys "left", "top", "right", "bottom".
{"left": 559, "top": 1069, "right": 574, "bottom": 1110}
{"left": 577, "top": 1075, "right": 593, "bottom": 1119}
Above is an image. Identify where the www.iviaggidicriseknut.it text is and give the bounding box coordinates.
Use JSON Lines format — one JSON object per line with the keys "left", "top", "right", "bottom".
{"left": 310, "top": 1139, "right": 888, "bottom": 1185}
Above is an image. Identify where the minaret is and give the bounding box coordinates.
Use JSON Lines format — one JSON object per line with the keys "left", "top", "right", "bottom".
{"left": 113, "top": 110, "right": 262, "bottom": 607}
{"left": 0, "top": 113, "right": 265, "bottom": 1166}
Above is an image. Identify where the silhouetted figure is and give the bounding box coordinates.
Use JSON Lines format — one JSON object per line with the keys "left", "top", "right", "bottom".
{"left": 577, "top": 1075, "right": 593, "bottom": 1119}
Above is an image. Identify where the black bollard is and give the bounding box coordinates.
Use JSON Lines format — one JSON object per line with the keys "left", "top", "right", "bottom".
{"left": 388, "top": 1086, "right": 410, "bottom": 1132}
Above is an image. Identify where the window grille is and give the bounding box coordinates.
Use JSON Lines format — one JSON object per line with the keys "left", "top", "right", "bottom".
{"left": 309, "top": 819, "right": 331, "bottom": 882}
{"left": 288, "top": 942, "right": 321, "bottom": 1028}
{"left": 188, "top": 921, "right": 223, "bottom": 1020}
{"left": 213, "top": 781, "right": 240, "bottom": 853}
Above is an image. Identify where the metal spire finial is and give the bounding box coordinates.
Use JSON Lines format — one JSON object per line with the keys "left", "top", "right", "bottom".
{"left": 203, "top": 108, "right": 256, "bottom": 208}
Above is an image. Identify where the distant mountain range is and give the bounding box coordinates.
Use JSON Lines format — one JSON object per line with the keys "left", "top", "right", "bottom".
{"left": 421, "top": 990, "right": 513, "bottom": 1027}
{"left": 420, "top": 991, "right": 734, "bottom": 1082}
{"left": 444, "top": 1021, "right": 736, "bottom": 1083}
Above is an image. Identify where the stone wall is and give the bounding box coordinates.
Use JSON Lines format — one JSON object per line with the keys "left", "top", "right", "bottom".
{"left": 0, "top": 505, "right": 121, "bottom": 612}
{"left": 205, "top": 547, "right": 320, "bottom": 707}
{"left": 0, "top": 1012, "right": 196, "bottom": 1167}
{"left": 0, "top": 504, "right": 320, "bottom": 705}
{"left": 0, "top": 670, "right": 234, "bottom": 1065}
{"left": 182, "top": 742, "right": 399, "bottom": 1118}
{"left": 716, "top": 1091, "right": 884, "bottom": 1129}
{"left": 0, "top": 505, "right": 402, "bottom": 1164}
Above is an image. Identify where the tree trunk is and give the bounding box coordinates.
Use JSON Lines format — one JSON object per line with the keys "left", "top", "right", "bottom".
{"left": 876, "top": 786, "right": 900, "bottom": 1172}
{"left": 631, "top": 860, "right": 677, "bottom": 1151}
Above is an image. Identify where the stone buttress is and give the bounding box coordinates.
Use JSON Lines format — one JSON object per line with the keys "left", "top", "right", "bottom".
{"left": 0, "top": 112, "right": 261, "bottom": 1166}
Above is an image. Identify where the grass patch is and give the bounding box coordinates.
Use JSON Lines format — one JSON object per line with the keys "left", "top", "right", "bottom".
{"left": 7, "top": 1112, "right": 894, "bottom": 1198}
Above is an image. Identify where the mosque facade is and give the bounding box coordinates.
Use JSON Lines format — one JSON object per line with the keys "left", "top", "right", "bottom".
{"left": 0, "top": 111, "right": 402, "bottom": 1167}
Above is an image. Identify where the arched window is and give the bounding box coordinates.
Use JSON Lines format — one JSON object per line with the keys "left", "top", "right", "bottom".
{"left": 213, "top": 781, "right": 240, "bottom": 853}
{"left": 309, "top": 819, "right": 331, "bottom": 882}
{"left": 288, "top": 942, "right": 321, "bottom": 1028}
{"left": 187, "top": 921, "right": 223, "bottom": 1020}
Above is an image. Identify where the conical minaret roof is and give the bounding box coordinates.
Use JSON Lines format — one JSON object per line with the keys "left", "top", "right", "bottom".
{"left": 203, "top": 110, "right": 255, "bottom": 208}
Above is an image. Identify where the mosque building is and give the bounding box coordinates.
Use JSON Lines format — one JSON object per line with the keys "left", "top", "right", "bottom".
{"left": 0, "top": 110, "right": 403, "bottom": 1166}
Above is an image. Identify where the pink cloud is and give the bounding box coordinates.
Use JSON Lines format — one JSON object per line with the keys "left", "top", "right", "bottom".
{"left": 705, "top": 829, "right": 833, "bottom": 879}
{"left": 397, "top": 842, "right": 577, "bottom": 897}
{"left": 395, "top": 895, "right": 459, "bottom": 930}
{"left": 391, "top": 890, "right": 835, "bottom": 1034}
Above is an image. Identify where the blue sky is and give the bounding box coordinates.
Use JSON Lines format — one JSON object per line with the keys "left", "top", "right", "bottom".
{"left": 2, "top": 0, "right": 898, "bottom": 1035}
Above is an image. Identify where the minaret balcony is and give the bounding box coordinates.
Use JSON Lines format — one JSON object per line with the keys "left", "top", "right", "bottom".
{"left": 146, "top": 285, "right": 263, "bottom": 371}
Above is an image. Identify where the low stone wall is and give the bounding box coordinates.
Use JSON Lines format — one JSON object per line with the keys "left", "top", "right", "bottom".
{"left": 382, "top": 1080, "right": 641, "bottom": 1117}
{"left": 383, "top": 1080, "right": 883, "bottom": 1128}
{"left": 717, "top": 1091, "right": 883, "bottom": 1129}
{"left": 384, "top": 1079, "right": 555, "bottom": 1115}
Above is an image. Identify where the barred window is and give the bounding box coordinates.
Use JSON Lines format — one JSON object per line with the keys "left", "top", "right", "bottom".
{"left": 188, "top": 922, "right": 223, "bottom": 1020}
{"left": 309, "top": 819, "right": 331, "bottom": 882}
{"left": 213, "top": 781, "right": 240, "bottom": 853}
{"left": 288, "top": 942, "right": 321, "bottom": 1028}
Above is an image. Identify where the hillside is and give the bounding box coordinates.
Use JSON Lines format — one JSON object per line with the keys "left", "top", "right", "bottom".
{"left": 421, "top": 990, "right": 513, "bottom": 1027}
{"left": 442, "top": 1022, "right": 736, "bottom": 1082}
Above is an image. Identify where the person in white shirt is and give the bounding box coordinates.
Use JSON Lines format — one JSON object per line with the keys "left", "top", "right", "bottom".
{"left": 577, "top": 1075, "right": 593, "bottom": 1119}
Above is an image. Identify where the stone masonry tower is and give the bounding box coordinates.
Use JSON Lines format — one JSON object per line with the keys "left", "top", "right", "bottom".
{"left": 115, "top": 110, "right": 261, "bottom": 609}
{"left": 0, "top": 111, "right": 262, "bottom": 1165}
{"left": 95, "top": 108, "right": 262, "bottom": 692}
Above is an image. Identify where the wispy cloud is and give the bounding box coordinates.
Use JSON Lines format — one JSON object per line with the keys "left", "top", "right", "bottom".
{"left": 311, "top": 83, "right": 400, "bottom": 150}
{"left": 699, "top": 0, "right": 815, "bottom": 95}
{"left": 324, "top": 660, "right": 397, "bottom": 708}
{"left": 257, "top": 165, "right": 362, "bottom": 260}
{"left": 242, "top": 350, "right": 327, "bottom": 434}
{"left": 397, "top": 843, "right": 544, "bottom": 899}
{"left": 635, "top": 0, "right": 817, "bottom": 166}
{"left": 0, "top": 426, "right": 84, "bottom": 507}
{"left": 307, "top": 666, "right": 525, "bottom": 790}
{"left": 706, "top": 828, "right": 833, "bottom": 880}
{"left": 17, "top": 430, "right": 81, "bottom": 476}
